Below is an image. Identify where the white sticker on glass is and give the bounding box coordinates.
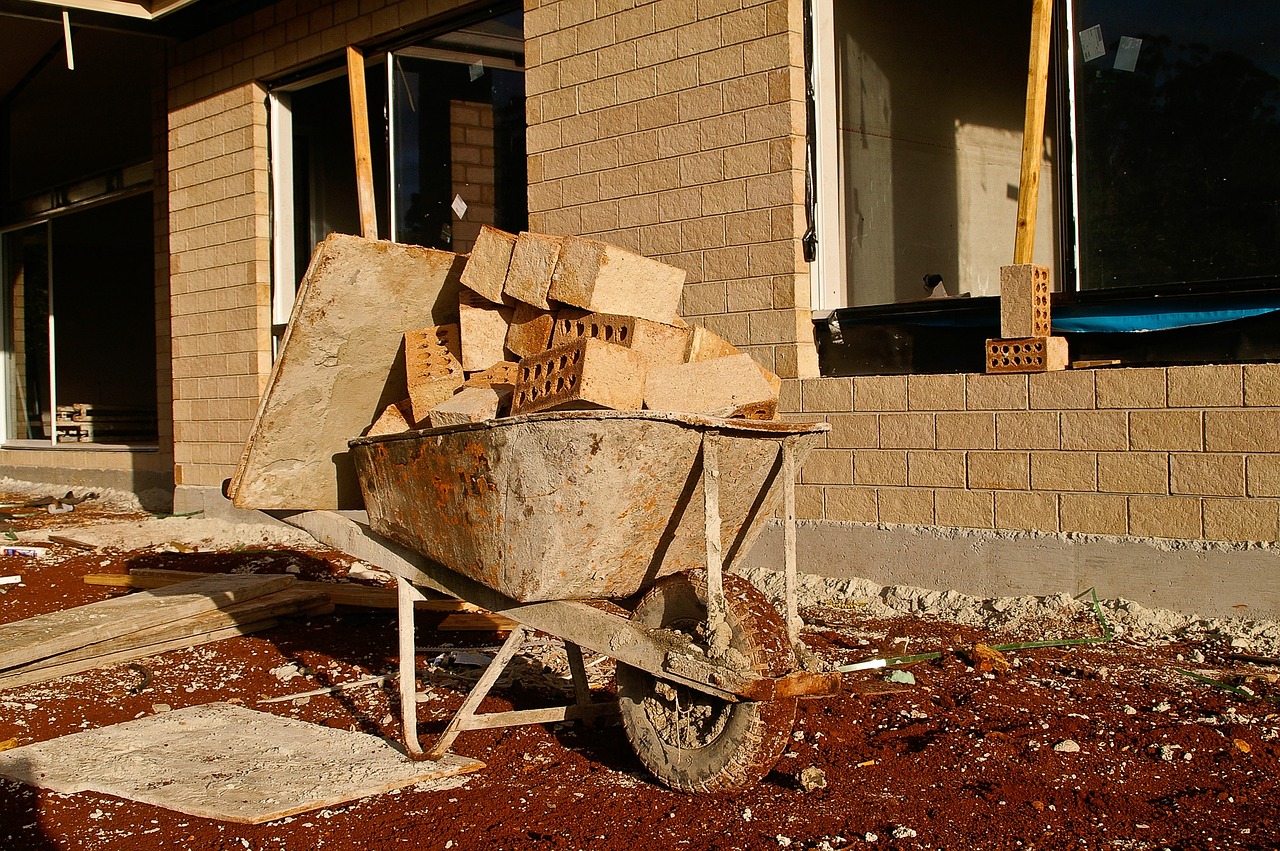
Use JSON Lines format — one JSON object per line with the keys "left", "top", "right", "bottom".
{"left": 1114, "top": 36, "right": 1142, "bottom": 72}
{"left": 1079, "top": 25, "right": 1106, "bottom": 63}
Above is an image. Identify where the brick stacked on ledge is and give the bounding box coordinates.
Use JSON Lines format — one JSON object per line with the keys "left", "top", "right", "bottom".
{"left": 369, "top": 225, "right": 782, "bottom": 434}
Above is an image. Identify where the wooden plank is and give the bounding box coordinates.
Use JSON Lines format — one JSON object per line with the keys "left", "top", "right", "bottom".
{"left": 436, "top": 612, "right": 519, "bottom": 632}
{"left": 347, "top": 45, "right": 377, "bottom": 239}
{"left": 1013, "top": 0, "right": 1054, "bottom": 264}
{"left": 0, "top": 574, "right": 295, "bottom": 672}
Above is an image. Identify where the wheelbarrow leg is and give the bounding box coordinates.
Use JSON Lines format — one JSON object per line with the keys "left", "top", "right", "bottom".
{"left": 700, "top": 429, "right": 730, "bottom": 658}
{"left": 563, "top": 641, "right": 594, "bottom": 729}
{"left": 427, "top": 623, "right": 528, "bottom": 760}
{"left": 397, "top": 575, "right": 428, "bottom": 758}
{"left": 782, "top": 436, "right": 801, "bottom": 646}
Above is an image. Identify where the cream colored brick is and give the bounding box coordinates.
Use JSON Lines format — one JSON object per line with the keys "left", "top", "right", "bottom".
{"left": 801, "top": 448, "right": 853, "bottom": 485}
{"left": 1129, "top": 410, "right": 1203, "bottom": 452}
{"left": 854, "top": 450, "right": 907, "bottom": 486}
{"left": 1244, "top": 363, "right": 1280, "bottom": 406}
{"left": 1205, "top": 410, "right": 1280, "bottom": 452}
{"left": 1060, "top": 493, "right": 1128, "bottom": 535}
{"left": 1170, "top": 453, "right": 1245, "bottom": 497}
{"left": 907, "top": 374, "right": 965, "bottom": 411}
{"left": 824, "top": 486, "right": 877, "bottom": 522}
{"left": 1203, "top": 498, "right": 1280, "bottom": 542}
{"left": 1095, "top": 367, "right": 1167, "bottom": 409}
{"left": 1247, "top": 455, "right": 1280, "bottom": 497}
{"left": 965, "top": 373, "right": 1028, "bottom": 411}
{"left": 935, "top": 489, "right": 994, "bottom": 529}
{"left": 827, "top": 413, "right": 878, "bottom": 449}
{"left": 1129, "top": 495, "right": 1202, "bottom": 539}
{"left": 800, "top": 378, "right": 851, "bottom": 412}
{"left": 794, "top": 484, "right": 824, "bottom": 520}
{"left": 879, "top": 413, "right": 935, "bottom": 449}
{"left": 1097, "top": 452, "right": 1168, "bottom": 495}
{"left": 854, "top": 375, "right": 907, "bottom": 412}
{"left": 907, "top": 451, "right": 966, "bottom": 488}
{"left": 995, "top": 491, "right": 1058, "bottom": 532}
{"left": 967, "top": 451, "right": 1030, "bottom": 490}
{"left": 1030, "top": 452, "right": 1096, "bottom": 492}
{"left": 996, "top": 411, "right": 1060, "bottom": 450}
{"left": 1028, "top": 370, "right": 1095, "bottom": 410}
{"left": 1060, "top": 410, "right": 1128, "bottom": 451}
{"left": 877, "top": 487, "right": 935, "bottom": 526}
{"left": 778, "top": 378, "right": 800, "bottom": 414}
{"left": 1167, "top": 365, "right": 1242, "bottom": 408}
{"left": 937, "top": 412, "right": 995, "bottom": 450}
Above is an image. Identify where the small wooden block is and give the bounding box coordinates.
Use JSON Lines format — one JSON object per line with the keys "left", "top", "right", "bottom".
{"left": 510, "top": 338, "right": 648, "bottom": 415}
{"left": 428, "top": 385, "right": 511, "bottom": 428}
{"left": 502, "top": 232, "right": 562, "bottom": 309}
{"left": 985, "top": 336, "right": 1068, "bottom": 373}
{"left": 458, "top": 289, "right": 514, "bottom": 372}
{"left": 548, "top": 236, "right": 685, "bottom": 325}
{"left": 999, "top": 264, "right": 1051, "bottom": 338}
{"left": 505, "top": 303, "right": 557, "bottom": 358}
{"left": 369, "top": 399, "right": 414, "bottom": 436}
{"left": 549, "top": 310, "right": 688, "bottom": 368}
{"left": 644, "top": 354, "right": 778, "bottom": 419}
{"left": 459, "top": 225, "right": 518, "bottom": 303}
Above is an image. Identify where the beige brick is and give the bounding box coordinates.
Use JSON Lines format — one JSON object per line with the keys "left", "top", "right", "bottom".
{"left": 907, "top": 451, "right": 966, "bottom": 488}
{"left": 937, "top": 412, "right": 995, "bottom": 450}
{"left": 1203, "top": 498, "right": 1280, "bottom": 542}
{"left": 551, "top": 310, "right": 688, "bottom": 368}
{"left": 368, "top": 398, "right": 413, "bottom": 436}
{"left": 1030, "top": 451, "right": 1097, "bottom": 492}
{"left": 1028, "top": 370, "right": 1095, "bottom": 410}
{"left": 511, "top": 338, "right": 647, "bottom": 415}
{"left": 1060, "top": 410, "right": 1128, "bottom": 451}
{"left": 907, "top": 374, "right": 965, "bottom": 411}
{"left": 967, "top": 451, "right": 1030, "bottom": 490}
{"left": 1060, "top": 493, "right": 1128, "bottom": 535}
{"left": 502, "top": 231, "right": 562, "bottom": 309}
{"left": 1129, "top": 410, "right": 1203, "bottom": 451}
{"left": 1167, "top": 365, "right": 1242, "bottom": 408}
{"left": 877, "top": 487, "right": 935, "bottom": 525}
{"left": 428, "top": 385, "right": 510, "bottom": 428}
{"left": 778, "top": 378, "right": 800, "bottom": 414}
{"left": 1097, "top": 452, "right": 1168, "bottom": 495}
{"left": 1129, "top": 495, "right": 1202, "bottom": 539}
{"left": 458, "top": 289, "right": 514, "bottom": 372}
{"left": 879, "top": 413, "right": 935, "bottom": 449}
{"left": 995, "top": 490, "right": 1059, "bottom": 532}
{"left": 404, "top": 325, "right": 464, "bottom": 424}
{"left": 1247, "top": 455, "right": 1280, "bottom": 497}
{"left": 802, "top": 448, "right": 853, "bottom": 485}
{"left": 854, "top": 450, "right": 907, "bottom": 486}
{"left": 996, "top": 411, "right": 1060, "bottom": 450}
{"left": 1095, "top": 367, "right": 1167, "bottom": 409}
{"left": 800, "top": 378, "right": 852, "bottom": 412}
{"left": 458, "top": 225, "right": 516, "bottom": 302}
{"left": 548, "top": 235, "right": 685, "bottom": 324}
{"left": 644, "top": 353, "right": 777, "bottom": 418}
{"left": 854, "top": 375, "right": 907, "bottom": 412}
{"left": 824, "top": 486, "right": 877, "bottom": 522}
{"left": 505, "top": 304, "right": 557, "bottom": 359}
{"left": 998, "top": 264, "right": 1050, "bottom": 338}
{"left": 965, "top": 373, "right": 1028, "bottom": 411}
{"left": 935, "top": 489, "right": 994, "bottom": 529}
{"left": 1204, "top": 410, "right": 1280, "bottom": 452}
{"left": 827, "top": 413, "right": 878, "bottom": 449}
{"left": 1244, "top": 363, "right": 1280, "bottom": 406}
{"left": 1170, "top": 453, "right": 1245, "bottom": 497}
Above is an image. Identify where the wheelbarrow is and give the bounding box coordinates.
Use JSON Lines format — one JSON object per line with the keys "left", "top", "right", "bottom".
{"left": 286, "top": 410, "right": 838, "bottom": 793}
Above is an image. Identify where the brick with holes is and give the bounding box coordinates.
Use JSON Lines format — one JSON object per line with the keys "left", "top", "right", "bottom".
{"left": 549, "top": 310, "right": 687, "bottom": 368}
{"left": 459, "top": 225, "right": 518, "bottom": 303}
{"left": 510, "top": 337, "right": 647, "bottom": 415}
{"left": 548, "top": 235, "right": 685, "bottom": 325}
{"left": 999, "top": 264, "right": 1051, "bottom": 338}
{"left": 404, "top": 325, "right": 464, "bottom": 425}
{"left": 644, "top": 354, "right": 779, "bottom": 420}
{"left": 502, "top": 232, "right": 562, "bottom": 309}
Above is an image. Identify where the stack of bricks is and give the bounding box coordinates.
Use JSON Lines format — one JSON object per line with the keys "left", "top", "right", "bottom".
{"left": 368, "top": 225, "right": 783, "bottom": 432}
{"left": 985, "top": 264, "right": 1068, "bottom": 373}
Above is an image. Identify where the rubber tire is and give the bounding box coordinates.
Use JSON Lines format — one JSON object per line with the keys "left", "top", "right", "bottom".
{"left": 616, "top": 570, "right": 797, "bottom": 793}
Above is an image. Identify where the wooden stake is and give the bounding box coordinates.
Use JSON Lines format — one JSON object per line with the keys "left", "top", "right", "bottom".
{"left": 347, "top": 45, "right": 378, "bottom": 239}
{"left": 1014, "top": 0, "right": 1054, "bottom": 264}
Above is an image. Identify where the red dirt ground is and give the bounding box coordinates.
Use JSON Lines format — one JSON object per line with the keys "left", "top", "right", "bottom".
{"left": 1, "top": 499, "right": 1278, "bottom": 850}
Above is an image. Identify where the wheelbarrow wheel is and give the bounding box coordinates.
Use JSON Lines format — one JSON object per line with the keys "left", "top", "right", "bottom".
{"left": 616, "top": 570, "right": 797, "bottom": 793}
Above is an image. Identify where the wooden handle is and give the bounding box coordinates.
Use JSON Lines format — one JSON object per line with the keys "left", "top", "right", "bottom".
{"left": 347, "top": 45, "right": 378, "bottom": 240}
{"left": 1014, "top": 0, "right": 1054, "bottom": 264}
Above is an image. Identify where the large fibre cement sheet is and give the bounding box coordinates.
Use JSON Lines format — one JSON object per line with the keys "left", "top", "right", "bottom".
{"left": 0, "top": 703, "right": 484, "bottom": 824}
{"left": 229, "top": 233, "right": 464, "bottom": 510}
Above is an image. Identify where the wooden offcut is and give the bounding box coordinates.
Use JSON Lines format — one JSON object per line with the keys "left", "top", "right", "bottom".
{"left": 502, "top": 231, "right": 562, "bottom": 309}
{"left": 510, "top": 338, "right": 647, "bottom": 415}
{"left": 459, "top": 225, "right": 518, "bottom": 303}
{"left": 347, "top": 46, "right": 378, "bottom": 240}
{"left": 548, "top": 236, "right": 685, "bottom": 325}
{"left": 1014, "top": 0, "right": 1055, "bottom": 264}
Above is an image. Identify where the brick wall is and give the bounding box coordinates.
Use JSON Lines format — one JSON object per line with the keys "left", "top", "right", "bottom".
{"left": 449, "top": 99, "right": 497, "bottom": 254}
{"left": 523, "top": 0, "right": 817, "bottom": 378}
{"left": 785, "top": 364, "right": 1280, "bottom": 543}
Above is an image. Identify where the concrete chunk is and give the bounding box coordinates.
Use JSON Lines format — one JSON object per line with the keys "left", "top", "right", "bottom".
{"left": 459, "top": 225, "right": 518, "bottom": 303}
{"left": 458, "top": 288, "right": 514, "bottom": 372}
{"left": 548, "top": 236, "right": 685, "bottom": 325}
{"left": 550, "top": 310, "right": 688, "bottom": 368}
{"left": 502, "top": 232, "right": 562, "bottom": 309}
{"left": 644, "top": 354, "right": 779, "bottom": 420}
{"left": 428, "top": 385, "right": 511, "bottom": 427}
{"left": 505, "top": 303, "right": 557, "bottom": 358}
{"left": 511, "top": 338, "right": 647, "bottom": 415}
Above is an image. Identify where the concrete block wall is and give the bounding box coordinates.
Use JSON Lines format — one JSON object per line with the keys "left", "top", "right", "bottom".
{"left": 784, "top": 364, "right": 1280, "bottom": 543}
{"left": 523, "top": 0, "right": 818, "bottom": 378}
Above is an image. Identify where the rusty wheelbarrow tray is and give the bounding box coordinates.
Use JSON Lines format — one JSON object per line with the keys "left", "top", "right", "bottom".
{"left": 286, "top": 411, "right": 837, "bottom": 793}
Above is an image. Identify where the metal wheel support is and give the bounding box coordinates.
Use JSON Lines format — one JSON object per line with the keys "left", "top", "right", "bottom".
{"left": 397, "top": 575, "right": 428, "bottom": 758}
{"left": 427, "top": 624, "right": 529, "bottom": 759}
{"left": 781, "top": 436, "right": 801, "bottom": 645}
{"left": 701, "top": 430, "right": 730, "bottom": 659}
